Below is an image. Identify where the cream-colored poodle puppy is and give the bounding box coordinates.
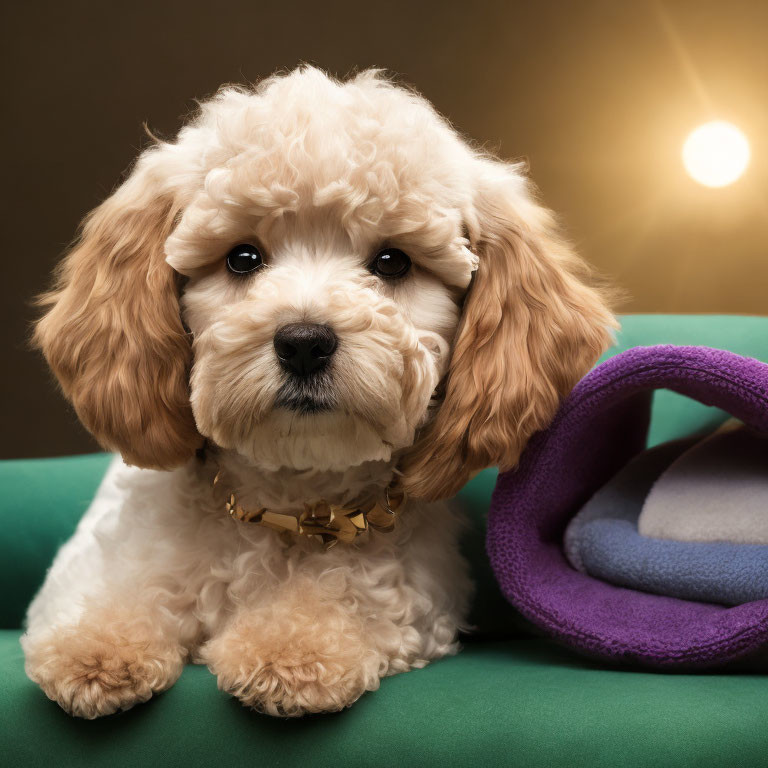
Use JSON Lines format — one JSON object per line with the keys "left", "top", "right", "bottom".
{"left": 23, "top": 67, "right": 615, "bottom": 718}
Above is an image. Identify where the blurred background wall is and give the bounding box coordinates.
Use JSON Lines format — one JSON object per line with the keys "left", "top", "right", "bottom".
{"left": 2, "top": 0, "right": 767, "bottom": 458}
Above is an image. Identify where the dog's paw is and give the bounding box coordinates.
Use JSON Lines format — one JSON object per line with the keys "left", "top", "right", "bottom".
{"left": 23, "top": 615, "right": 185, "bottom": 719}
{"left": 201, "top": 600, "right": 382, "bottom": 717}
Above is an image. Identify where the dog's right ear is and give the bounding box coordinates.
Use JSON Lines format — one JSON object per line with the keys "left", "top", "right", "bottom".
{"left": 34, "top": 146, "right": 202, "bottom": 469}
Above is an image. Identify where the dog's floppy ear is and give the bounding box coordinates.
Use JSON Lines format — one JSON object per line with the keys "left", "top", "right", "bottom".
{"left": 34, "top": 146, "right": 201, "bottom": 469}
{"left": 401, "top": 160, "right": 616, "bottom": 500}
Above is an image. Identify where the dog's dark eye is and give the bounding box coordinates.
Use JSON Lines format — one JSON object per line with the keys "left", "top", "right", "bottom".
{"left": 226, "top": 244, "right": 264, "bottom": 275}
{"left": 369, "top": 248, "right": 411, "bottom": 279}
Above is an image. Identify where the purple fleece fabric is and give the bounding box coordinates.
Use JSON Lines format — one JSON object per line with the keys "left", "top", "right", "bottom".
{"left": 487, "top": 345, "right": 768, "bottom": 668}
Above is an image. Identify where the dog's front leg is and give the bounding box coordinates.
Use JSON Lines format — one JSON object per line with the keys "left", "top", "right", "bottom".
{"left": 202, "top": 506, "right": 471, "bottom": 717}
{"left": 22, "top": 590, "right": 190, "bottom": 719}
{"left": 21, "top": 463, "right": 196, "bottom": 719}
{"left": 200, "top": 575, "right": 383, "bottom": 717}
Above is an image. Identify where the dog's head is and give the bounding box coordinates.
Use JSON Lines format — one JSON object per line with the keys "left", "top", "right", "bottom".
{"left": 35, "top": 68, "right": 615, "bottom": 499}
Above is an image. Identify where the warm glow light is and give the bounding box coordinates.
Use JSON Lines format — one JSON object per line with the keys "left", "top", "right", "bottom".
{"left": 682, "top": 121, "right": 750, "bottom": 188}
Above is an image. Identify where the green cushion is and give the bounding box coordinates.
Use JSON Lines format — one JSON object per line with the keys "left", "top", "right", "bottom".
{"left": 0, "top": 453, "right": 113, "bottom": 629}
{"left": 2, "top": 629, "right": 767, "bottom": 768}
{"left": 4, "top": 314, "right": 768, "bottom": 766}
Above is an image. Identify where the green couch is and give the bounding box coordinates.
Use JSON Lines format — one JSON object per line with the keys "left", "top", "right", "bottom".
{"left": 2, "top": 315, "right": 767, "bottom": 767}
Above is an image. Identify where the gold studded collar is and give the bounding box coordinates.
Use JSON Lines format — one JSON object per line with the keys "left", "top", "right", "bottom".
{"left": 213, "top": 470, "right": 406, "bottom": 549}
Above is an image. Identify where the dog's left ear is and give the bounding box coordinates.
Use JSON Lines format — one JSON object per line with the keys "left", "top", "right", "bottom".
{"left": 401, "top": 160, "right": 617, "bottom": 500}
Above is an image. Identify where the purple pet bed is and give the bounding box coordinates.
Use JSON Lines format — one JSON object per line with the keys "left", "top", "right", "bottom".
{"left": 487, "top": 345, "right": 768, "bottom": 668}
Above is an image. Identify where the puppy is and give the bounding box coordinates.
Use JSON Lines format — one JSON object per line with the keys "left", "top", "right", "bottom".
{"left": 23, "top": 67, "right": 615, "bottom": 718}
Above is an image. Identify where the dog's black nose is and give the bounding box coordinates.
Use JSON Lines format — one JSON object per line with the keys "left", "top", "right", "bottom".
{"left": 274, "top": 323, "right": 338, "bottom": 377}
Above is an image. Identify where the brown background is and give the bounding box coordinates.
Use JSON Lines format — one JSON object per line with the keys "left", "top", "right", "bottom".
{"left": 2, "top": 0, "right": 767, "bottom": 459}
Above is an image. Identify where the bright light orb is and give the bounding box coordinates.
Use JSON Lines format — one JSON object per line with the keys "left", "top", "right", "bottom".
{"left": 682, "top": 121, "right": 750, "bottom": 188}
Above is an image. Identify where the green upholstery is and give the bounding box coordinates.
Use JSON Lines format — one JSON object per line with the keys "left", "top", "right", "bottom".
{"left": 0, "top": 453, "right": 113, "bottom": 629}
{"left": 2, "top": 631, "right": 767, "bottom": 768}
{"left": 2, "top": 315, "right": 768, "bottom": 767}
